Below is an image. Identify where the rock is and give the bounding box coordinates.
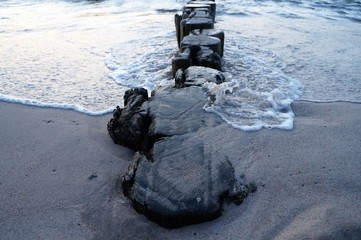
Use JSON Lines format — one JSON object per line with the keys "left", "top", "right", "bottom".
{"left": 177, "top": 35, "right": 222, "bottom": 71}
{"left": 173, "top": 41, "right": 222, "bottom": 76}
{"left": 172, "top": 48, "right": 193, "bottom": 77}
{"left": 180, "top": 16, "right": 214, "bottom": 41}
{"left": 181, "top": 35, "right": 222, "bottom": 57}
{"left": 183, "top": 3, "right": 211, "bottom": 17}
{"left": 107, "top": 88, "right": 150, "bottom": 151}
{"left": 123, "top": 141, "right": 235, "bottom": 228}
{"left": 174, "top": 69, "right": 186, "bottom": 88}
{"left": 187, "top": 1, "right": 217, "bottom": 21}
{"left": 175, "top": 66, "right": 225, "bottom": 88}
{"left": 174, "top": 13, "right": 182, "bottom": 47}
{"left": 195, "top": 46, "right": 222, "bottom": 70}
{"left": 121, "top": 87, "right": 240, "bottom": 228}
{"left": 107, "top": 0, "right": 255, "bottom": 229}
{"left": 191, "top": 28, "right": 224, "bottom": 57}
{"left": 144, "top": 87, "right": 218, "bottom": 136}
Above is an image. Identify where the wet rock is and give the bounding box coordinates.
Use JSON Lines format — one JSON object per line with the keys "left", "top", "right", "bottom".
{"left": 110, "top": 84, "right": 255, "bottom": 230}
{"left": 121, "top": 87, "right": 242, "bottom": 228}
{"left": 187, "top": 1, "right": 217, "bottom": 21}
{"left": 122, "top": 142, "right": 235, "bottom": 228}
{"left": 183, "top": 4, "right": 211, "bottom": 18}
{"left": 175, "top": 66, "right": 225, "bottom": 88}
{"left": 181, "top": 35, "right": 222, "bottom": 57}
{"left": 172, "top": 48, "right": 193, "bottom": 77}
{"left": 174, "top": 69, "right": 186, "bottom": 88}
{"left": 191, "top": 28, "right": 224, "bottom": 57}
{"left": 107, "top": 88, "right": 149, "bottom": 151}
{"left": 172, "top": 44, "right": 221, "bottom": 76}
{"left": 174, "top": 13, "right": 182, "bottom": 47}
{"left": 177, "top": 35, "right": 222, "bottom": 71}
{"left": 195, "top": 46, "right": 222, "bottom": 70}
{"left": 180, "top": 16, "right": 214, "bottom": 41}
{"left": 144, "top": 87, "right": 213, "bottom": 136}
{"left": 108, "top": 0, "right": 256, "bottom": 229}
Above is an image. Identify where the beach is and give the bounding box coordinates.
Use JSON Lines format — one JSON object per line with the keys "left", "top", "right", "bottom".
{"left": 1, "top": 100, "right": 360, "bottom": 239}
{"left": 1, "top": 0, "right": 361, "bottom": 238}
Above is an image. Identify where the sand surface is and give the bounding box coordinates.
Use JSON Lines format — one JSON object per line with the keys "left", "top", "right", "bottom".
{"left": 0, "top": 101, "right": 360, "bottom": 239}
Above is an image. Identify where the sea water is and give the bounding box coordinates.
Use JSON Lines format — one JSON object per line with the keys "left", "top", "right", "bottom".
{"left": 0, "top": 0, "right": 360, "bottom": 130}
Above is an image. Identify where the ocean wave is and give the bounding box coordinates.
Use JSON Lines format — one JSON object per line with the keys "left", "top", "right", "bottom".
{"left": 1, "top": 0, "right": 360, "bottom": 131}
{"left": 216, "top": 0, "right": 361, "bottom": 22}
{"left": 0, "top": 94, "right": 114, "bottom": 115}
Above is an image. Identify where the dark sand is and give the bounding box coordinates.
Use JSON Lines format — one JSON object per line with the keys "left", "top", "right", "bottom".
{"left": 1, "top": 101, "right": 360, "bottom": 239}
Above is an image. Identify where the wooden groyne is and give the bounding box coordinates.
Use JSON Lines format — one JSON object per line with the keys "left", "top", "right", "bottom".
{"left": 107, "top": 0, "right": 256, "bottom": 228}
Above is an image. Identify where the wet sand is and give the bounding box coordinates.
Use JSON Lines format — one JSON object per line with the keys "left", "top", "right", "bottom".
{"left": 1, "top": 101, "right": 360, "bottom": 239}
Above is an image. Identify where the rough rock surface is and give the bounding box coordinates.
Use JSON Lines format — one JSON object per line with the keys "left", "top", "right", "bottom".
{"left": 181, "top": 35, "right": 222, "bottom": 57}
{"left": 175, "top": 66, "right": 225, "bottom": 88}
{"left": 190, "top": 28, "right": 224, "bottom": 57}
{"left": 107, "top": 88, "right": 149, "bottom": 151}
{"left": 108, "top": 87, "right": 256, "bottom": 228}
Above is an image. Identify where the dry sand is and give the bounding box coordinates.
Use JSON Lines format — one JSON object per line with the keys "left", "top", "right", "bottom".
{"left": 0, "top": 101, "right": 360, "bottom": 240}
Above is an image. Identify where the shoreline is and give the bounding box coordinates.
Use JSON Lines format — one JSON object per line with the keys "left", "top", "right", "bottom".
{"left": 1, "top": 100, "right": 361, "bottom": 239}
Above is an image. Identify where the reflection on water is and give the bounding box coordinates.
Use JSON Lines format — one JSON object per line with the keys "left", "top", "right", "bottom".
{"left": 0, "top": 0, "right": 179, "bottom": 114}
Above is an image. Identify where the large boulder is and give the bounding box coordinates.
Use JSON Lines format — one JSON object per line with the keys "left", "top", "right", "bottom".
{"left": 122, "top": 140, "right": 235, "bottom": 228}
{"left": 117, "top": 87, "right": 256, "bottom": 228}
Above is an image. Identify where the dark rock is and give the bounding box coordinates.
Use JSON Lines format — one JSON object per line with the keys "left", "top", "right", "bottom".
{"left": 143, "top": 87, "right": 214, "bottom": 136}
{"left": 122, "top": 141, "right": 235, "bottom": 228}
{"left": 172, "top": 48, "right": 193, "bottom": 77}
{"left": 121, "top": 87, "right": 241, "bottom": 228}
{"left": 123, "top": 87, "right": 148, "bottom": 106}
{"left": 183, "top": 3, "right": 211, "bottom": 16}
{"left": 175, "top": 66, "right": 225, "bottom": 88}
{"left": 108, "top": 0, "right": 255, "bottom": 229}
{"left": 181, "top": 35, "right": 221, "bottom": 57}
{"left": 180, "top": 16, "right": 214, "bottom": 41}
{"left": 187, "top": 1, "right": 216, "bottom": 21}
{"left": 174, "top": 13, "right": 182, "bottom": 48}
{"left": 88, "top": 174, "right": 98, "bottom": 180}
{"left": 172, "top": 43, "right": 221, "bottom": 76}
{"left": 107, "top": 88, "right": 150, "bottom": 151}
{"left": 191, "top": 28, "right": 224, "bottom": 57}
{"left": 229, "top": 182, "right": 257, "bottom": 205}
{"left": 112, "top": 86, "right": 256, "bottom": 229}
{"left": 195, "top": 46, "right": 222, "bottom": 70}
{"left": 187, "top": 9, "right": 211, "bottom": 19}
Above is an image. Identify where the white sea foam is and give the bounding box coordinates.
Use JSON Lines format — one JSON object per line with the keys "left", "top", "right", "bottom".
{"left": 106, "top": 36, "right": 176, "bottom": 94}
{"left": 202, "top": 62, "right": 303, "bottom": 131}
{"left": 0, "top": 94, "right": 114, "bottom": 115}
{"left": 118, "top": 0, "right": 181, "bottom": 13}
{"left": 0, "top": 0, "right": 360, "bottom": 131}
